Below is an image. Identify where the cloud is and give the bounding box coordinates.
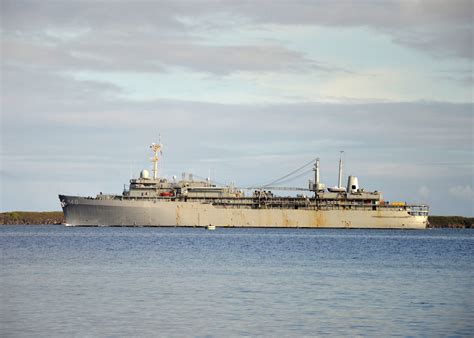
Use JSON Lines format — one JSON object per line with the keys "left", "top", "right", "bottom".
{"left": 448, "top": 185, "right": 474, "bottom": 200}
{"left": 2, "top": 1, "right": 471, "bottom": 80}
{"left": 391, "top": 25, "right": 472, "bottom": 60}
{"left": 3, "top": 36, "right": 323, "bottom": 75}
{"left": 222, "top": 0, "right": 473, "bottom": 60}
{"left": 1, "top": 1, "right": 329, "bottom": 76}
{"left": 2, "top": 65, "right": 472, "bottom": 161}
{"left": 1, "top": 0, "right": 190, "bottom": 33}
{"left": 437, "top": 69, "right": 474, "bottom": 87}
{"left": 2, "top": 65, "right": 472, "bottom": 150}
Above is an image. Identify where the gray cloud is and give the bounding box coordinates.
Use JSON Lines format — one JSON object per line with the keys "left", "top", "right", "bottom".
{"left": 391, "top": 26, "right": 473, "bottom": 60}
{"left": 437, "top": 69, "right": 474, "bottom": 86}
{"left": 222, "top": 0, "right": 473, "bottom": 59}
{"left": 70, "top": 39, "right": 322, "bottom": 75}
{"left": 1, "top": 0, "right": 189, "bottom": 32}
{"left": 3, "top": 66, "right": 472, "bottom": 155}
{"left": 2, "top": 0, "right": 471, "bottom": 79}
{"left": 5, "top": 1, "right": 470, "bottom": 31}
{"left": 2, "top": 29, "right": 324, "bottom": 75}
{"left": 2, "top": 0, "right": 330, "bottom": 75}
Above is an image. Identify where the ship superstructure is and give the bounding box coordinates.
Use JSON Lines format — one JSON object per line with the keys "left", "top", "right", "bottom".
{"left": 59, "top": 142, "right": 429, "bottom": 229}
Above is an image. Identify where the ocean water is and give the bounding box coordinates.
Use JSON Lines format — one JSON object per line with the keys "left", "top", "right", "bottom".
{"left": 1, "top": 226, "right": 473, "bottom": 337}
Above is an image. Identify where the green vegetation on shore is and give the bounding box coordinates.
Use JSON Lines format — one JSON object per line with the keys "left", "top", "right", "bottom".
{"left": 0, "top": 212, "right": 472, "bottom": 228}
{"left": 1, "top": 211, "right": 64, "bottom": 225}
{"left": 428, "top": 216, "right": 473, "bottom": 229}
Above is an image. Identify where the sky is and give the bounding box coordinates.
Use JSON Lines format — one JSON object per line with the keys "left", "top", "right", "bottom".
{"left": 1, "top": 0, "right": 473, "bottom": 216}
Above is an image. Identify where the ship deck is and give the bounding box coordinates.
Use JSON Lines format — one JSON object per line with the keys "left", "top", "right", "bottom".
{"left": 94, "top": 194, "right": 428, "bottom": 216}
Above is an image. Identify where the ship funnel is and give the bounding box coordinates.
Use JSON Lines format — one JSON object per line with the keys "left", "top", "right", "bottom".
{"left": 347, "top": 176, "right": 359, "bottom": 193}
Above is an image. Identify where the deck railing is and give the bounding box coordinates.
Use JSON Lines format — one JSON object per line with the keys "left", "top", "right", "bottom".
{"left": 104, "top": 194, "right": 428, "bottom": 215}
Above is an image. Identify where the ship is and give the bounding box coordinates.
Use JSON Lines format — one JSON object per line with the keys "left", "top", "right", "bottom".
{"left": 59, "top": 142, "right": 429, "bottom": 229}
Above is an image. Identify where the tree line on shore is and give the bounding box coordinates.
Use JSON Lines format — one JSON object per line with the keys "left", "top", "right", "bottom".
{"left": 0, "top": 211, "right": 472, "bottom": 228}
{"left": 427, "top": 216, "right": 473, "bottom": 229}
{"left": 1, "top": 212, "right": 64, "bottom": 225}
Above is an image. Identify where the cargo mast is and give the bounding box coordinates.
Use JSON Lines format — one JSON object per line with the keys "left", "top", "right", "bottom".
{"left": 312, "top": 158, "right": 325, "bottom": 192}
{"left": 314, "top": 158, "right": 320, "bottom": 185}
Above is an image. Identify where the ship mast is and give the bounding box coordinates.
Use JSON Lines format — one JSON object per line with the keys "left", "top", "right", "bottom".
{"left": 312, "top": 158, "right": 325, "bottom": 193}
{"left": 150, "top": 142, "right": 162, "bottom": 180}
{"left": 338, "top": 151, "right": 344, "bottom": 189}
{"left": 314, "top": 158, "right": 320, "bottom": 186}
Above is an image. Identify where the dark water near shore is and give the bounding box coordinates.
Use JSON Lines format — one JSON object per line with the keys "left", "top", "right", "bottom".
{"left": 1, "top": 226, "right": 473, "bottom": 337}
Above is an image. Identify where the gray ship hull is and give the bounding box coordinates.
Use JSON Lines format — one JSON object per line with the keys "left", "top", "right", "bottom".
{"left": 59, "top": 195, "right": 428, "bottom": 229}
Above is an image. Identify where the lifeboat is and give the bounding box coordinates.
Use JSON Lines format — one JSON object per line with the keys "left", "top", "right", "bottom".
{"left": 327, "top": 187, "right": 346, "bottom": 193}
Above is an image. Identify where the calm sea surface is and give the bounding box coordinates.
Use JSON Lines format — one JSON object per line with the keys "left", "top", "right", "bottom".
{"left": 1, "top": 226, "right": 473, "bottom": 337}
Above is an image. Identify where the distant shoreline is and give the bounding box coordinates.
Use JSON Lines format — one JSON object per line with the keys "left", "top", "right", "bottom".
{"left": 1, "top": 211, "right": 472, "bottom": 228}
{"left": 1, "top": 211, "right": 64, "bottom": 225}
